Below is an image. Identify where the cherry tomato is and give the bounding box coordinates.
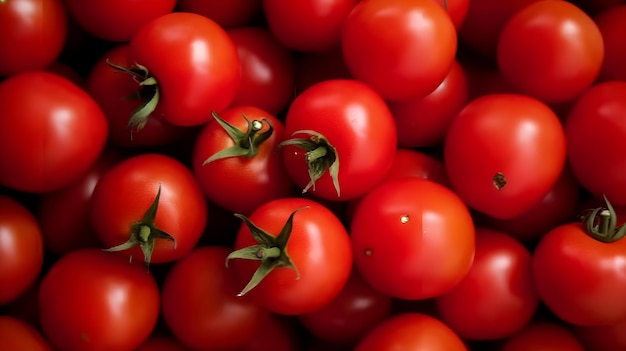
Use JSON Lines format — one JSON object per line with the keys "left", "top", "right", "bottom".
{"left": 594, "top": 5, "right": 626, "bottom": 82}
{"left": 432, "top": 0, "right": 470, "bottom": 29}
{"left": 0, "top": 316, "right": 53, "bottom": 351}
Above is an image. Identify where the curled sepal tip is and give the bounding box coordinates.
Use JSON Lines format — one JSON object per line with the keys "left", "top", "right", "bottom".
{"left": 226, "top": 207, "right": 308, "bottom": 296}
{"left": 583, "top": 194, "right": 626, "bottom": 243}
{"left": 102, "top": 184, "right": 176, "bottom": 270}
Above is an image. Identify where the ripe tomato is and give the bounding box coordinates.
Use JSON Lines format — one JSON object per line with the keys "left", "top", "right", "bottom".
{"left": 435, "top": 228, "right": 539, "bottom": 340}
{"left": 0, "top": 316, "right": 53, "bottom": 351}
{"left": 161, "top": 246, "right": 269, "bottom": 350}
{"left": 192, "top": 106, "right": 295, "bottom": 215}
{"left": 64, "top": 0, "right": 176, "bottom": 42}
{"left": 500, "top": 322, "right": 585, "bottom": 351}
{"left": 565, "top": 81, "right": 626, "bottom": 206}
{"left": 229, "top": 197, "right": 353, "bottom": 315}
{"left": 280, "top": 79, "right": 397, "bottom": 201}
{"left": 354, "top": 313, "right": 468, "bottom": 351}
{"left": 350, "top": 178, "right": 475, "bottom": 300}
{"left": 126, "top": 12, "right": 240, "bottom": 127}
{"left": 0, "top": 71, "right": 108, "bottom": 193}
{"left": 444, "top": 93, "right": 567, "bottom": 219}
{"left": 497, "top": 0, "right": 604, "bottom": 104}
{"left": 342, "top": 0, "right": 457, "bottom": 101}
{"left": 90, "top": 153, "right": 208, "bottom": 267}
{"left": 594, "top": 5, "right": 626, "bottom": 82}
{"left": 0, "top": 0, "right": 66, "bottom": 76}
{"left": 0, "top": 196, "right": 44, "bottom": 305}
{"left": 177, "top": 0, "right": 261, "bottom": 28}
{"left": 39, "top": 249, "right": 160, "bottom": 351}
{"left": 432, "top": 0, "right": 470, "bottom": 29}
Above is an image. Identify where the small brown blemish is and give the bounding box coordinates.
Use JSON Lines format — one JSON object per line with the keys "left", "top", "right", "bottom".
{"left": 493, "top": 172, "right": 507, "bottom": 190}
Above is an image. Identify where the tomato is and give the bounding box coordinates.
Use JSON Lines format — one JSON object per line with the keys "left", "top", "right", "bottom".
{"left": 90, "top": 153, "right": 208, "bottom": 267}
{"left": 444, "top": 93, "right": 567, "bottom": 219}
{"left": 500, "top": 322, "right": 585, "bottom": 351}
{"left": 435, "top": 228, "right": 539, "bottom": 340}
{"left": 594, "top": 5, "right": 626, "bottom": 82}
{"left": 192, "top": 106, "right": 295, "bottom": 215}
{"left": 354, "top": 313, "right": 468, "bottom": 351}
{"left": 388, "top": 60, "right": 469, "bottom": 148}
{"left": 85, "top": 44, "right": 189, "bottom": 147}
{"left": 432, "top": 0, "right": 469, "bottom": 29}
{"left": 229, "top": 197, "right": 353, "bottom": 315}
{"left": 497, "top": 0, "right": 604, "bottom": 104}
{"left": 227, "top": 27, "right": 296, "bottom": 115}
{"left": 280, "top": 79, "right": 397, "bottom": 201}
{"left": 262, "top": 0, "right": 358, "bottom": 52}
{"left": 350, "top": 178, "right": 475, "bottom": 300}
{"left": 39, "top": 249, "right": 160, "bottom": 351}
{"left": 298, "top": 270, "right": 392, "bottom": 347}
{"left": 0, "top": 71, "right": 108, "bottom": 193}
{"left": 565, "top": 81, "right": 626, "bottom": 206}
{"left": 294, "top": 48, "right": 353, "bottom": 93}
{"left": 342, "top": 0, "right": 457, "bottom": 101}
{"left": 575, "top": 318, "right": 626, "bottom": 351}
{"left": 124, "top": 12, "right": 240, "bottom": 128}
{"left": 64, "top": 0, "right": 176, "bottom": 42}
{"left": 177, "top": 0, "right": 262, "bottom": 28}
{"left": 0, "top": 0, "right": 66, "bottom": 76}
{"left": 161, "top": 246, "right": 269, "bottom": 350}
{"left": 0, "top": 316, "right": 53, "bottom": 351}
{"left": 0, "top": 196, "right": 44, "bottom": 305}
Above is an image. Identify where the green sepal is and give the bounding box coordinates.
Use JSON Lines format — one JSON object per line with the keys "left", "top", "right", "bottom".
{"left": 226, "top": 207, "right": 308, "bottom": 296}
{"left": 102, "top": 184, "right": 176, "bottom": 270}
{"left": 278, "top": 130, "right": 340, "bottom": 197}
{"left": 202, "top": 111, "right": 274, "bottom": 165}
{"left": 583, "top": 194, "right": 626, "bottom": 243}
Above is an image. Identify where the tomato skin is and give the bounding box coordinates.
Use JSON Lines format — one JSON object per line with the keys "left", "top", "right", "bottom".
{"left": 0, "top": 316, "right": 53, "bottom": 351}
{"left": 231, "top": 197, "right": 353, "bottom": 315}
{"left": 565, "top": 81, "right": 626, "bottom": 206}
{"left": 39, "top": 249, "right": 161, "bottom": 351}
{"left": 90, "top": 153, "right": 208, "bottom": 264}
{"left": 342, "top": 0, "right": 457, "bottom": 101}
{"left": 0, "top": 196, "right": 44, "bottom": 305}
{"left": 0, "top": 71, "right": 108, "bottom": 193}
{"left": 64, "top": 0, "right": 176, "bottom": 42}
{"left": 432, "top": 0, "right": 469, "bottom": 29}
{"left": 497, "top": 0, "right": 604, "bottom": 104}
{"left": 281, "top": 79, "right": 397, "bottom": 201}
{"left": 129, "top": 12, "right": 240, "bottom": 126}
{"left": 161, "top": 246, "right": 269, "bottom": 350}
{"left": 435, "top": 228, "right": 539, "bottom": 340}
{"left": 177, "top": 0, "right": 261, "bottom": 28}
{"left": 575, "top": 318, "right": 626, "bottom": 351}
{"left": 240, "top": 315, "right": 299, "bottom": 351}
{"left": 0, "top": 0, "right": 67, "bottom": 76}
{"left": 354, "top": 313, "right": 468, "bottom": 351}
{"left": 500, "top": 322, "right": 585, "bottom": 351}
{"left": 444, "top": 93, "right": 567, "bottom": 219}
{"left": 594, "top": 5, "right": 626, "bottom": 82}
{"left": 532, "top": 222, "right": 626, "bottom": 326}
{"left": 350, "top": 178, "right": 475, "bottom": 300}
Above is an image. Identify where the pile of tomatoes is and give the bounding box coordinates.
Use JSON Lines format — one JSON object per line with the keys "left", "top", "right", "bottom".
{"left": 1, "top": 0, "right": 626, "bottom": 350}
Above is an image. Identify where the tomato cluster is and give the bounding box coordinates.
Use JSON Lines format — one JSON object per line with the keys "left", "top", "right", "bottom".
{"left": 1, "top": 0, "right": 626, "bottom": 350}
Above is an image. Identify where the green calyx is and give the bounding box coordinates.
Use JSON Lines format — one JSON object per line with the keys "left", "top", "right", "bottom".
{"left": 103, "top": 184, "right": 176, "bottom": 269}
{"left": 226, "top": 207, "right": 308, "bottom": 296}
{"left": 278, "top": 130, "right": 340, "bottom": 197}
{"left": 582, "top": 195, "right": 626, "bottom": 243}
{"left": 202, "top": 111, "right": 274, "bottom": 165}
{"left": 105, "top": 59, "right": 159, "bottom": 137}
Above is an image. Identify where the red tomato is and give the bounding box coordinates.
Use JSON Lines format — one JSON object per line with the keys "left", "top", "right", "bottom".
{"left": 192, "top": 106, "right": 295, "bottom": 215}
{"left": 161, "top": 246, "right": 269, "bottom": 350}
{"left": 127, "top": 12, "right": 240, "bottom": 127}
{"left": 435, "top": 228, "right": 539, "bottom": 340}
{"left": 177, "top": 0, "right": 262, "bottom": 28}
{"left": 432, "top": 0, "right": 470, "bottom": 29}
{"left": 90, "top": 153, "right": 208, "bottom": 267}
{"left": 0, "top": 0, "right": 66, "bottom": 76}
{"left": 229, "top": 197, "right": 353, "bottom": 315}
{"left": 262, "top": 0, "right": 358, "bottom": 52}
{"left": 0, "top": 196, "right": 44, "bottom": 305}
{"left": 388, "top": 60, "right": 469, "bottom": 148}
{"left": 497, "top": 0, "right": 604, "bottom": 104}
{"left": 565, "top": 81, "right": 626, "bottom": 206}
{"left": 86, "top": 44, "right": 189, "bottom": 147}
{"left": 444, "top": 94, "right": 567, "bottom": 219}
{"left": 39, "top": 249, "right": 160, "bottom": 351}
{"left": 383, "top": 148, "right": 449, "bottom": 187}
{"left": 0, "top": 316, "right": 53, "bottom": 351}
{"left": 594, "top": 5, "right": 626, "bottom": 82}
{"left": 342, "top": 0, "right": 457, "bottom": 101}
{"left": 500, "top": 322, "right": 585, "bottom": 351}
{"left": 354, "top": 313, "right": 468, "bottom": 351}
{"left": 0, "top": 71, "right": 108, "bottom": 193}
{"left": 227, "top": 27, "right": 296, "bottom": 115}
{"left": 575, "top": 318, "right": 626, "bottom": 351}
{"left": 350, "top": 178, "right": 475, "bottom": 300}
{"left": 64, "top": 0, "right": 176, "bottom": 42}
{"left": 280, "top": 79, "right": 397, "bottom": 201}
